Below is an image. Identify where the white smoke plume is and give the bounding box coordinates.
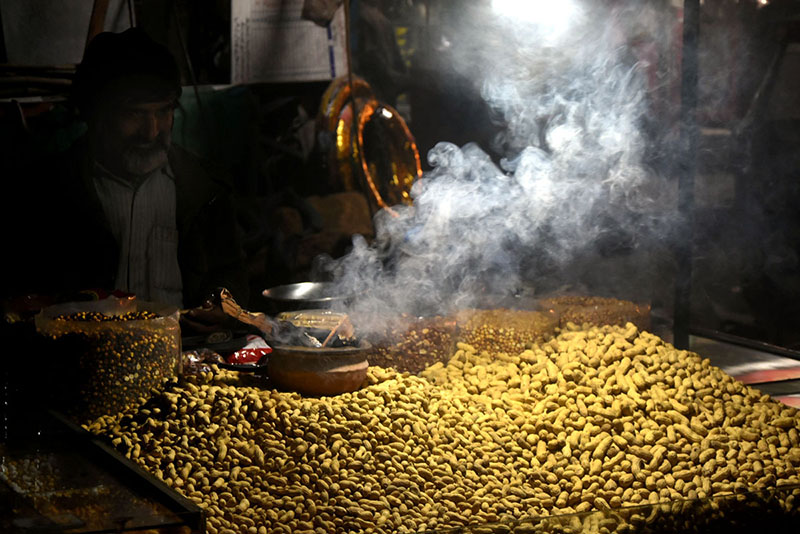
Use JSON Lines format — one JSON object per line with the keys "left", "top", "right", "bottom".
{"left": 322, "top": 1, "right": 678, "bottom": 333}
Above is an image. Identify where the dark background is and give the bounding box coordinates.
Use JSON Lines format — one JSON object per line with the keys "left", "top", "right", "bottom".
{"left": 1, "top": 0, "right": 799, "bottom": 349}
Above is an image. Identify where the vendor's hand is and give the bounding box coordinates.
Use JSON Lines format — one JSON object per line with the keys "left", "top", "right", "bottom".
{"left": 180, "top": 305, "right": 231, "bottom": 334}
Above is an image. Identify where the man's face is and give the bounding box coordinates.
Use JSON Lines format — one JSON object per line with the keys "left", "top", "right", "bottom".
{"left": 96, "top": 98, "right": 176, "bottom": 178}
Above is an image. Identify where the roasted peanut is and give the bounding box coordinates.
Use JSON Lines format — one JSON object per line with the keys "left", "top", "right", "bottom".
{"left": 85, "top": 323, "right": 800, "bottom": 534}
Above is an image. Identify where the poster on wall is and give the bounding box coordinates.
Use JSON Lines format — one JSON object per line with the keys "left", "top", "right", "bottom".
{"left": 231, "top": 0, "right": 348, "bottom": 84}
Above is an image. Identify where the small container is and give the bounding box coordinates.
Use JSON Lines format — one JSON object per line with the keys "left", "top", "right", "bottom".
{"left": 262, "top": 282, "right": 352, "bottom": 313}
{"left": 35, "top": 299, "right": 180, "bottom": 422}
{"left": 275, "top": 309, "right": 352, "bottom": 332}
{"left": 267, "top": 340, "right": 371, "bottom": 396}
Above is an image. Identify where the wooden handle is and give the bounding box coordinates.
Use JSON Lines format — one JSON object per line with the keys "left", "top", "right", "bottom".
{"left": 219, "top": 289, "right": 273, "bottom": 335}
{"left": 321, "top": 315, "right": 356, "bottom": 347}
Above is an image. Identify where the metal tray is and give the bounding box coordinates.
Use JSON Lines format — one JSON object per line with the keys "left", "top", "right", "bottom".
{"left": 262, "top": 281, "right": 351, "bottom": 312}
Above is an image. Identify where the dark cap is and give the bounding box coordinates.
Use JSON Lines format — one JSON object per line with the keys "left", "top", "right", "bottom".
{"left": 72, "top": 28, "right": 182, "bottom": 119}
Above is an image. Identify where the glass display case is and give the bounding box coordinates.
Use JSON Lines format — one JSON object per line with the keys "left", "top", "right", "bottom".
{"left": 0, "top": 412, "right": 203, "bottom": 534}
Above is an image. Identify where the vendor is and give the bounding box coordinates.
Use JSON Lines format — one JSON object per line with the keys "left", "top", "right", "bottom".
{"left": 7, "top": 28, "right": 247, "bottom": 328}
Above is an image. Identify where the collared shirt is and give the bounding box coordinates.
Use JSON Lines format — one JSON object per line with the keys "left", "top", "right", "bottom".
{"left": 92, "top": 162, "right": 183, "bottom": 307}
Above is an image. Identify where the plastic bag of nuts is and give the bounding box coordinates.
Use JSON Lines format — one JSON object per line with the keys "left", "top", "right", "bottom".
{"left": 35, "top": 299, "right": 180, "bottom": 422}
{"left": 364, "top": 315, "right": 456, "bottom": 374}
{"left": 454, "top": 308, "right": 559, "bottom": 355}
{"left": 538, "top": 295, "right": 651, "bottom": 331}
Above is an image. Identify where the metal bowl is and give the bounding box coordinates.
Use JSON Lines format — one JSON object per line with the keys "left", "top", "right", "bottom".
{"left": 262, "top": 282, "right": 350, "bottom": 312}
{"left": 267, "top": 340, "right": 371, "bottom": 396}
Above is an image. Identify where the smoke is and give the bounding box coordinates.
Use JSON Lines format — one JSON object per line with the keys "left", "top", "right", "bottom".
{"left": 322, "top": 1, "right": 678, "bottom": 333}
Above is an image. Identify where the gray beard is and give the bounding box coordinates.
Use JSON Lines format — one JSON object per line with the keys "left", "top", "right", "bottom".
{"left": 120, "top": 136, "right": 171, "bottom": 177}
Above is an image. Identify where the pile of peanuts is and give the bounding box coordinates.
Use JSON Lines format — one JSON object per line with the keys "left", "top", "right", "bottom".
{"left": 86, "top": 323, "right": 800, "bottom": 534}
{"left": 366, "top": 316, "right": 456, "bottom": 374}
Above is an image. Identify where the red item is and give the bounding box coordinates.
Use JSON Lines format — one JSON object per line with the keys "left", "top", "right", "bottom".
{"left": 227, "top": 348, "right": 271, "bottom": 365}
{"left": 225, "top": 335, "right": 272, "bottom": 365}
{"left": 733, "top": 367, "right": 800, "bottom": 385}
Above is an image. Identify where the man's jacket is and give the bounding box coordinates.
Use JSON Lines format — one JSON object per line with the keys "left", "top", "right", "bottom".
{"left": 10, "top": 136, "right": 248, "bottom": 308}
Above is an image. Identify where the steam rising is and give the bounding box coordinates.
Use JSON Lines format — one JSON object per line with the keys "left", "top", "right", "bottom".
{"left": 323, "top": 2, "right": 677, "bottom": 332}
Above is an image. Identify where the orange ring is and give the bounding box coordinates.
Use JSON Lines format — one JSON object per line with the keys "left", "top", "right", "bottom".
{"left": 356, "top": 100, "right": 422, "bottom": 216}
{"left": 318, "top": 76, "right": 422, "bottom": 213}
{"left": 318, "top": 77, "right": 375, "bottom": 191}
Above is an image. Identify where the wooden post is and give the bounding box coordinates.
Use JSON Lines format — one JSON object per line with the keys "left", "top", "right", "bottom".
{"left": 673, "top": 0, "right": 700, "bottom": 349}
{"left": 86, "top": 0, "right": 111, "bottom": 47}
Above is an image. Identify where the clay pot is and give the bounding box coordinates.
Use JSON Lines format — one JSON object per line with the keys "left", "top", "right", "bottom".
{"left": 267, "top": 340, "right": 370, "bottom": 396}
